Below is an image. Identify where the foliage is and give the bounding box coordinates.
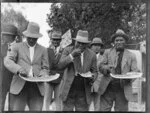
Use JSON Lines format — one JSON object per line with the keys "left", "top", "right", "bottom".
{"left": 125, "top": 3, "right": 146, "bottom": 42}
{"left": 1, "top": 7, "right": 29, "bottom": 39}
{"left": 47, "top": 1, "right": 146, "bottom": 48}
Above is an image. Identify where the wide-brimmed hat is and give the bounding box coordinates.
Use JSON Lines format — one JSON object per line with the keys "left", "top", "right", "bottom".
{"left": 1, "top": 24, "right": 18, "bottom": 36}
{"left": 50, "top": 31, "right": 62, "bottom": 39}
{"left": 111, "top": 29, "right": 129, "bottom": 42}
{"left": 23, "top": 22, "right": 42, "bottom": 38}
{"left": 91, "top": 37, "right": 104, "bottom": 46}
{"left": 73, "top": 30, "right": 90, "bottom": 43}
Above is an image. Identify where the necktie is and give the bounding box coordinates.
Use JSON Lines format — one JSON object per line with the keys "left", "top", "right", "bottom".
{"left": 53, "top": 47, "right": 57, "bottom": 56}
{"left": 115, "top": 51, "right": 124, "bottom": 74}
{"left": 74, "top": 56, "right": 82, "bottom": 74}
{"left": 111, "top": 51, "right": 124, "bottom": 86}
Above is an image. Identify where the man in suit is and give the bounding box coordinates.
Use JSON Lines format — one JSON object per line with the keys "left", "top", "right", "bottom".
{"left": 99, "top": 29, "right": 138, "bottom": 111}
{"left": 91, "top": 37, "right": 104, "bottom": 67}
{"left": 58, "top": 30, "right": 98, "bottom": 111}
{"left": 90, "top": 37, "right": 104, "bottom": 111}
{"left": 4, "top": 22, "right": 49, "bottom": 111}
{"left": 1, "top": 24, "right": 18, "bottom": 111}
{"left": 43, "top": 30, "right": 64, "bottom": 111}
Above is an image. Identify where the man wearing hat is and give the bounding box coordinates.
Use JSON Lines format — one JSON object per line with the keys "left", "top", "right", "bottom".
{"left": 1, "top": 24, "right": 18, "bottom": 111}
{"left": 99, "top": 29, "right": 138, "bottom": 111}
{"left": 90, "top": 37, "right": 104, "bottom": 111}
{"left": 4, "top": 22, "right": 49, "bottom": 111}
{"left": 91, "top": 37, "right": 104, "bottom": 63}
{"left": 43, "top": 30, "right": 64, "bottom": 111}
{"left": 58, "top": 30, "right": 98, "bottom": 111}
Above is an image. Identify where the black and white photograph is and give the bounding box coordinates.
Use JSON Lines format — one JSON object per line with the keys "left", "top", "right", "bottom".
{"left": 0, "top": 0, "right": 149, "bottom": 112}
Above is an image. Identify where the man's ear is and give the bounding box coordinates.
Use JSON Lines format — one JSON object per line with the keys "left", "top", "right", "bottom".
{"left": 111, "top": 43, "right": 114, "bottom": 47}
{"left": 74, "top": 41, "right": 78, "bottom": 48}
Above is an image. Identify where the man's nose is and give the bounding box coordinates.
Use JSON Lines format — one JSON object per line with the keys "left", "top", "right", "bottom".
{"left": 79, "top": 44, "right": 83, "bottom": 48}
{"left": 79, "top": 43, "right": 84, "bottom": 46}
{"left": 117, "top": 40, "right": 122, "bottom": 43}
{"left": 30, "top": 39, "right": 34, "bottom": 42}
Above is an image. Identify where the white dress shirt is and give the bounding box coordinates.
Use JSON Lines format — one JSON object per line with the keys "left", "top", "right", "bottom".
{"left": 69, "top": 52, "right": 84, "bottom": 66}
{"left": 28, "top": 44, "right": 36, "bottom": 77}
{"left": 81, "top": 52, "right": 84, "bottom": 67}
{"left": 96, "top": 53, "right": 100, "bottom": 59}
{"left": 55, "top": 46, "right": 61, "bottom": 54}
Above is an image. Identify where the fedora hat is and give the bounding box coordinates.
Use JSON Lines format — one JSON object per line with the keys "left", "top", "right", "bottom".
{"left": 91, "top": 37, "right": 104, "bottom": 46}
{"left": 73, "top": 30, "right": 90, "bottom": 43}
{"left": 23, "top": 22, "right": 42, "bottom": 38}
{"left": 50, "top": 31, "right": 62, "bottom": 39}
{"left": 111, "top": 29, "right": 129, "bottom": 42}
{"left": 1, "top": 24, "right": 18, "bottom": 36}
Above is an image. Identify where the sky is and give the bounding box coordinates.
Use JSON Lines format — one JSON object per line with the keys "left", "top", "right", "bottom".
{"left": 1, "top": 3, "right": 52, "bottom": 47}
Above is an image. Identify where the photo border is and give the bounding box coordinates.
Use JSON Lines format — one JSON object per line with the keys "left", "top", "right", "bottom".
{"left": 0, "top": 0, "right": 149, "bottom": 113}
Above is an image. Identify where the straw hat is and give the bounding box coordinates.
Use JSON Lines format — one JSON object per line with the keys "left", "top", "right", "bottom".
{"left": 91, "top": 37, "right": 104, "bottom": 46}
{"left": 111, "top": 29, "right": 129, "bottom": 42}
{"left": 50, "top": 31, "right": 62, "bottom": 39}
{"left": 73, "top": 30, "right": 90, "bottom": 43}
{"left": 23, "top": 22, "right": 42, "bottom": 38}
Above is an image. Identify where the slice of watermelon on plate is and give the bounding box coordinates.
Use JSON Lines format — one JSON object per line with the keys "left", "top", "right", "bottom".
{"left": 110, "top": 72, "right": 142, "bottom": 79}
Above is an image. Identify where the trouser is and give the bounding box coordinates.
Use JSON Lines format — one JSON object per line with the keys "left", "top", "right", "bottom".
{"left": 1, "top": 72, "right": 13, "bottom": 111}
{"left": 63, "top": 76, "right": 88, "bottom": 111}
{"left": 100, "top": 81, "right": 128, "bottom": 111}
{"left": 9, "top": 82, "right": 43, "bottom": 111}
{"left": 91, "top": 92, "right": 101, "bottom": 111}
{"left": 1, "top": 89, "right": 10, "bottom": 111}
{"left": 2, "top": 86, "right": 9, "bottom": 111}
{"left": 48, "top": 83, "right": 62, "bottom": 111}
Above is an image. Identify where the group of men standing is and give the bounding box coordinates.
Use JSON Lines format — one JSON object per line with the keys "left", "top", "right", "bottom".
{"left": 1, "top": 21, "right": 138, "bottom": 111}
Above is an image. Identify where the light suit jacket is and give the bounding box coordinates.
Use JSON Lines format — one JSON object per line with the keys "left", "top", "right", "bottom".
{"left": 58, "top": 46, "right": 98, "bottom": 105}
{"left": 4, "top": 42, "right": 49, "bottom": 96}
{"left": 99, "top": 48, "right": 138, "bottom": 101}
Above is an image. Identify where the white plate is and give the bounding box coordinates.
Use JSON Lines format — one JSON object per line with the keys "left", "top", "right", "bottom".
{"left": 80, "top": 72, "right": 93, "bottom": 78}
{"left": 19, "top": 73, "right": 60, "bottom": 82}
{"left": 110, "top": 72, "right": 142, "bottom": 79}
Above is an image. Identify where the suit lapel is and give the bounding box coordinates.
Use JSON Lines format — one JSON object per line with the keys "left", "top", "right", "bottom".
{"left": 110, "top": 48, "right": 118, "bottom": 68}
{"left": 82, "top": 49, "right": 90, "bottom": 72}
{"left": 121, "top": 49, "right": 128, "bottom": 72}
{"left": 73, "top": 55, "right": 81, "bottom": 74}
{"left": 33, "top": 44, "right": 40, "bottom": 63}
{"left": 23, "top": 42, "right": 31, "bottom": 62}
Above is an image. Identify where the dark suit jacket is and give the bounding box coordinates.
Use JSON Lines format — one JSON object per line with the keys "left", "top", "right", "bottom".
{"left": 47, "top": 47, "right": 64, "bottom": 84}
{"left": 1, "top": 44, "right": 13, "bottom": 95}
{"left": 99, "top": 48, "right": 138, "bottom": 102}
{"left": 92, "top": 53, "right": 104, "bottom": 93}
{"left": 4, "top": 42, "right": 49, "bottom": 96}
{"left": 58, "top": 46, "right": 98, "bottom": 105}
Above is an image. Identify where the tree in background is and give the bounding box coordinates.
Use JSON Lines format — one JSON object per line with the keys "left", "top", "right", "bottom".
{"left": 121, "top": 2, "right": 146, "bottom": 49}
{"left": 1, "top": 7, "right": 29, "bottom": 42}
{"left": 47, "top": 1, "right": 146, "bottom": 48}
